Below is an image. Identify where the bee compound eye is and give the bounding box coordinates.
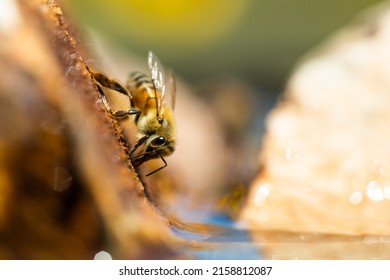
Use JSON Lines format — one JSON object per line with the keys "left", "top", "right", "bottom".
{"left": 150, "top": 136, "right": 166, "bottom": 147}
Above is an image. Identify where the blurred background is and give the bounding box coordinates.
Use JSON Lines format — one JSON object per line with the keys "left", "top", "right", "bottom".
{"left": 63, "top": 0, "right": 387, "bottom": 220}
{"left": 0, "top": 0, "right": 388, "bottom": 260}
{"left": 67, "top": 0, "right": 382, "bottom": 92}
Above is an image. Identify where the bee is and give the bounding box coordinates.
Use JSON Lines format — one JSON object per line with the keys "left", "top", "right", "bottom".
{"left": 90, "top": 51, "right": 177, "bottom": 176}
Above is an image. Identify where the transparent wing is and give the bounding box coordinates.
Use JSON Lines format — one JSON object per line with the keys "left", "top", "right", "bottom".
{"left": 148, "top": 51, "right": 166, "bottom": 118}
{"left": 165, "top": 69, "right": 176, "bottom": 111}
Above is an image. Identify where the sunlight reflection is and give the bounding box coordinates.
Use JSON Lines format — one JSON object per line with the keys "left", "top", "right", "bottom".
{"left": 254, "top": 183, "right": 271, "bottom": 205}
{"left": 366, "top": 181, "right": 384, "bottom": 201}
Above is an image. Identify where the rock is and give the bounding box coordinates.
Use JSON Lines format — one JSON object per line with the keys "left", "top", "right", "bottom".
{"left": 240, "top": 5, "right": 390, "bottom": 235}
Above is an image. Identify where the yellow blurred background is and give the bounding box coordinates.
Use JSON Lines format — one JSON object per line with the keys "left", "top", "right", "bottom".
{"left": 67, "top": 0, "right": 382, "bottom": 90}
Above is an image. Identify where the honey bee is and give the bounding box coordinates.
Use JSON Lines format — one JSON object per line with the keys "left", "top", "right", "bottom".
{"left": 90, "top": 51, "right": 177, "bottom": 176}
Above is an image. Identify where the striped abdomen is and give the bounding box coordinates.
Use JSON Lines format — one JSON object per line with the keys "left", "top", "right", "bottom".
{"left": 126, "top": 71, "right": 161, "bottom": 115}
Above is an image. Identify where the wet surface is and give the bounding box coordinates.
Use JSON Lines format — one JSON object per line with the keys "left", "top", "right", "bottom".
{"left": 171, "top": 213, "right": 390, "bottom": 260}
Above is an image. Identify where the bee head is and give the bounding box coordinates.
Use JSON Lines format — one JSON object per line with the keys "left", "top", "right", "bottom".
{"left": 131, "top": 109, "right": 176, "bottom": 167}
{"left": 146, "top": 134, "right": 175, "bottom": 155}
{"left": 131, "top": 134, "right": 175, "bottom": 168}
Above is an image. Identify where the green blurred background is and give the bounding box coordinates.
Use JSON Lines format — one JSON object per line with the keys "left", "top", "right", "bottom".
{"left": 67, "top": 0, "right": 383, "bottom": 91}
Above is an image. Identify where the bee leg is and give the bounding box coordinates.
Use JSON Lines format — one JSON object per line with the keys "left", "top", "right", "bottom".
{"left": 113, "top": 108, "right": 141, "bottom": 119}
{"left": 96, "top": 83, "right": 140, "bottom": 120}
{"left": 91, "top": 70, "right": 141, "bottom": 119}
{"left": 145, "top": 156, "right": 167, "bottom": 176}
{"left": 96, "top": 83, "right": 113, "bottom": 113}
{"left": 130, "top": 135, "right": 148, "bottom": 154}
{"left": 90, "top": 70, "right": 136, "bottom": 108}
{"left": 92, "top": 72, "right": 130, "bottom": 97}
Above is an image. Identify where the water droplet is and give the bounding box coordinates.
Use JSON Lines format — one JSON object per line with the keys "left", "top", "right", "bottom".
{"left": 366, "top": 181, "right": 384, "bottom": 201}
{"left": 94, "top": 251, "right": 112, "bottom": 260}
{"left": 349, "top": 191, "right": 363, "bottom": 205}
{"left": 53, "top": 167, "right": 72, "bottom": 192}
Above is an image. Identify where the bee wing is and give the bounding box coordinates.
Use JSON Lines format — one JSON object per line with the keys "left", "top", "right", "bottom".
{"left": 165, "top": 69, "right": 176, "bottom": 111}
{"left": 148, "top": 51, "right": 166, "bottom": 118}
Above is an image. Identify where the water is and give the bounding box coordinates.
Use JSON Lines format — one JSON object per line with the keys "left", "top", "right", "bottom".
{"left": 170, "top": 213, "right": 390, "bottom": 260}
